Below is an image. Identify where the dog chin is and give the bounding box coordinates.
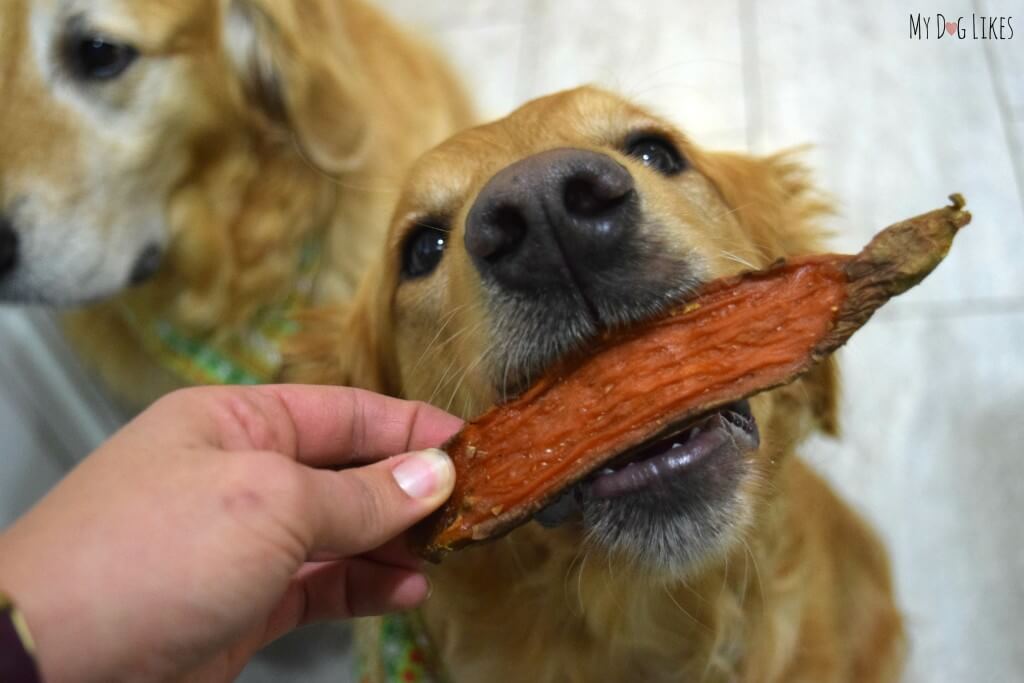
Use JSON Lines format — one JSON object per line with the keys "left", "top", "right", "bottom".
{"left": 580, "top": 480, "right": 748, "bottom": 576}
{"left": 0, "top": 244, "right": 164, "bottom": 306}
{"left": 0, "top": 265, "right": 152, "bottom": 305}
{"left": 0, "top": 276, "right": 122, "bottom": 306}
{"left": 531, "top": 399, "right": 759, "bottom": 575}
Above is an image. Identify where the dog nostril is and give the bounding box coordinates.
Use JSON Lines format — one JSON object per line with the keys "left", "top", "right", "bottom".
{"left": 467, "top": 204, "right": 529, "bottom": 262}
{"left": 563, "top": 173, "right": 634, "bottom": 219}
{"left": 0, "top": 219, "right": 18, "bottom": 277}
{"left": 488, "top": 206, "right": 528, "bottom": 260}
{"left": 128, "top": 244, "right": 164, "bottom": 285}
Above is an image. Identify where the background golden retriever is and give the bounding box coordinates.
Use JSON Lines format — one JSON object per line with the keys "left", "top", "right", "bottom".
{"left": 288, "top": 86, "right": 904, "bottom": 683}
{"left": 0, "top": 0, "right": 472, "bottom": 405}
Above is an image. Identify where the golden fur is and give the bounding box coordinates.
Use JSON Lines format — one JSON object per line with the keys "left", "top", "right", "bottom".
{"left": 286, "top": 87, "right": 904, "bottom": 683}
{"left": 0, "top": 0, "right": 472, "bottom": 405}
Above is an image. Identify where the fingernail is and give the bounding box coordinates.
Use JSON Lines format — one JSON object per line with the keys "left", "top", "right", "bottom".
{"left": 392, "top": 449, "right": 453, "bottom": 500}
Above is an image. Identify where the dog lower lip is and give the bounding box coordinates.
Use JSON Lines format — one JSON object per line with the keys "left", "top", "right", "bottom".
{"left": 586, "top": 400, "right": 759, "bottom": 500}
{"left": 534, "top": 486, "right": 583, "bottom": 528}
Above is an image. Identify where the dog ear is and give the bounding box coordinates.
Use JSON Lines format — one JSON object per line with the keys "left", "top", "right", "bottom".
{"left": 281, "top": 263, "right": 398, "bottom": 393}
{"left": 697, "top": 148, "right": 834, "bottom": 260}
{"left": 224, "top": 0, "right": 369, "bottom": 174}
{"left": 281, "top": 305, "right": 392, "bottom": 393}
{"left": 803, "top": 357, "right": 840, "bottom": 437}
{"left": 699, "top": 149, "right": 840, "bottom": 435}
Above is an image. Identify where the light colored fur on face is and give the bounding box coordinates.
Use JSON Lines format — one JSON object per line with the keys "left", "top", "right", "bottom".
{"left": 0, "top": 0, "right": 472, "bottom": 405}
{"left": 286, "top": 87, "right": 903, "bottom": 682}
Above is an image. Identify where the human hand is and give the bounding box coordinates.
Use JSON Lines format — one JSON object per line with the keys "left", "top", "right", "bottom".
{"left": 0, "top": 385, "right": 460, "bottom": 683}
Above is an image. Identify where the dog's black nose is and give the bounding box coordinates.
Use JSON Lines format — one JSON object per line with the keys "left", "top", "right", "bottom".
{"left": 465, "top": 148, "right": 637, "bottom": 293}
{"left": 0, "top": 216, "right": 18, "bottom": 278}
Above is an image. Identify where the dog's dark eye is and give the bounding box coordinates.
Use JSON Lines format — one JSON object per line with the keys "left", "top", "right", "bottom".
{"left": 625, "top": 135, "right": 687, "bottom": 176}
{"left": 401, "top": 222, "right": 449, "bottom": 279}
{"left": 67, "top": 35, "right": 139, "bottom": 81}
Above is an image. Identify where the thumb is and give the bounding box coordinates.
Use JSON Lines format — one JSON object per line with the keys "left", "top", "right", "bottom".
{"left": 305, "top": 448, "right": 455, "bottom": 557}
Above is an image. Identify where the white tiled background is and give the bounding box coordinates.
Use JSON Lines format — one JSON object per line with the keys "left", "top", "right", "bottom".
{"left": 1, "top": 1, "right": 1021, "bottom": 681}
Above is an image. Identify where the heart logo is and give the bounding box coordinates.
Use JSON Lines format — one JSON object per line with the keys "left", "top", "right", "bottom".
{"left": 945, "top": 21, "right": 958, "bottom": 36}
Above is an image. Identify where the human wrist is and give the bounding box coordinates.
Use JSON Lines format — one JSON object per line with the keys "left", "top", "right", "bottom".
{"left": 0, "top": 588, "right": 41, "bottom": 683}
{"left": 0, "top": 529, "right": 82, "bottom": 683}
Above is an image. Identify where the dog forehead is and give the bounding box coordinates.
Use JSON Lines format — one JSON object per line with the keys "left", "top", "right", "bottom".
{"left": 399, "top": 87, "right": 664, "bottom": 213}
{"left": 32, "top": 0, "right": 216, "bottom": 52}
{"left": 505, "top": 86, "right": 650, "bottom": 133}
{"left": 475, "top": 86, "right": 657, "bottom": 153}
{"left": 0, "top": 0, "right": 81, "bottom": 181}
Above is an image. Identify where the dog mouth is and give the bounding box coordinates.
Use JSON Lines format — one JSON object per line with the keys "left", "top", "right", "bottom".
{"left": 591, "top": 399, "right": 758, "bottom": 497}
{"left": 484, "top": 275, "right": 763, "bottom": 530}
{"left": 534, "top": 400, "right": 759, "bottom": 527}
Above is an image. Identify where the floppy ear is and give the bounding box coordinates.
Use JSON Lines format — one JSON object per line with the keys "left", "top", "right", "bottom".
{"left": 803, "top": 357, "right": 840, "bottom": 437}
{"left": 281, "top": 264, "right": 399, "bottom": 394}
{"left": 281, "top": 306, "right": 392, "bottom": 393}
{"left": 224, "top": 0, "right": 369, "bottom": 173}
{"left": 698, "top": 148, "right": 834, "bottom": 260}
{"left": 699, "top": 149, "right": 840, "bottom": 436}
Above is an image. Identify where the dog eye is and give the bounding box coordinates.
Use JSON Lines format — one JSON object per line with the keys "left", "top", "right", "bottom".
{"left": 625, "top": 135, "right": 687, "bottom": 176}
{"left": 67, "top": 35, "right": 139, "bottom": 81}
{"left": 401, "top": 222, "right": 449, "bottom": 279}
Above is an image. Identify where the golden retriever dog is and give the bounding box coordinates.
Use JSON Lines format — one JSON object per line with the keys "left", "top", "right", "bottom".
{"left": 0, "top": 0, "right": 472, "bottom": 405}
{"left": 287, "top": 86, "right": 904, "bottom": 683}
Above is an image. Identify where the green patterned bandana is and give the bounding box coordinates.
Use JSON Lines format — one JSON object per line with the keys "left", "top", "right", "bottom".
{"left": 359, "top": 612, "right": 447, "bottom": 683}
{"left": 119, "top": 239, "right": 319, "bottom": 386}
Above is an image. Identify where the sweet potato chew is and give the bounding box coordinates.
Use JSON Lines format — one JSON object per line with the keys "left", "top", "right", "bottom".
{"left": 415, "top": 195, "right": 971, "bottom": 561}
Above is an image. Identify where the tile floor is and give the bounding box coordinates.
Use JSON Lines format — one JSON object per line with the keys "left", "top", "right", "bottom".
{"left": 1, "top": 1, "right": 1021, "bottom": 680}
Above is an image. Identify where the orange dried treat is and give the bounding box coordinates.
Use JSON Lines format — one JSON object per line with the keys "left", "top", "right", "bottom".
{"left": 415, "top": 195, "right": 971, "bottom": 560}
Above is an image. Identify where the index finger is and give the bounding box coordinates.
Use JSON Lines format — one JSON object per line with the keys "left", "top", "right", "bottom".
{"left": 254, "top": 384, "right": 463, "bottom": 466}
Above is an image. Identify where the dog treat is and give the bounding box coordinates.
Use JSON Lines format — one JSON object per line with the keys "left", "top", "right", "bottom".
{"left": 415, "top": 195, "right": 971, "bottom": 560}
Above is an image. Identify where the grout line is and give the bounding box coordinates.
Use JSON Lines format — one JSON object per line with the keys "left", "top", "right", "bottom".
{"left": 737, "top": 0, "right": 763, "bottom": 153}
{"left": 975, "top": 0, "right": 1024, "bottom": 216}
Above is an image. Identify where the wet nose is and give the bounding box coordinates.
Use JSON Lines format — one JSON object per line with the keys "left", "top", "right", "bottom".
{"left": 464, "top": 148, "right": 637, "bottom": 293}
{"left": 0, "top": 216, "right": 18, "bottom": 278}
